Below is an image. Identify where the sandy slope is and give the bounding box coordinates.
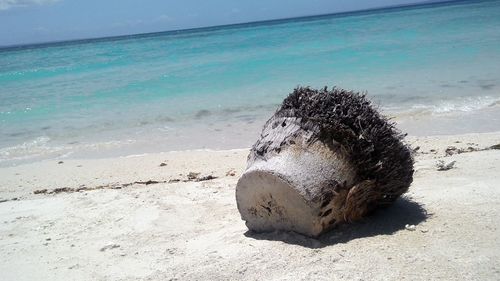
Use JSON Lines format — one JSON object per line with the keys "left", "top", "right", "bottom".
{"left": 1, "top": 132, "right": 499, "bottom": 281}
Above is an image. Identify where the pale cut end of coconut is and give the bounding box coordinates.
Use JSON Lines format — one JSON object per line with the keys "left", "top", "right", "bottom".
{"left": 236, "top": 170, "right": 326, "bottom": 237}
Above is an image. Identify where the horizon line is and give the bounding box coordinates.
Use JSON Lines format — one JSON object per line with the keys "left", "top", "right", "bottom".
{"left": 0, "top": 0, "right": 466, "bottom": 50}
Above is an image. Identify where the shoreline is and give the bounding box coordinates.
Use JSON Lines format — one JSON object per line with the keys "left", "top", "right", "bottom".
{"left": 2, "top": 104, "right": 500, "bottom": 168}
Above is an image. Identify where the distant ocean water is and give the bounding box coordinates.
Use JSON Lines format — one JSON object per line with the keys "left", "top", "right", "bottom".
{"left": 1, "top": 0, "right": 500, "bottom": 166}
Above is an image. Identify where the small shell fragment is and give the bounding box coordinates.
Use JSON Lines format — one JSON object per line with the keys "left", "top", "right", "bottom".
{"left": 405, "top": 224, "right": 416, "bottom": 231}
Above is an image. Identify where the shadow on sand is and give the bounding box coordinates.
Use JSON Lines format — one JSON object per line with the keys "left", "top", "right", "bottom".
{"left": 244, "top": 197, "right": 429, "bottom": 248}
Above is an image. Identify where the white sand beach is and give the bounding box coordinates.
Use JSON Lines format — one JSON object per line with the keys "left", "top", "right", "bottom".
{"left": 1, "top": 132, "right": 499, "bottom": 280}
{"left": 2, "top": 0, "right": 500, "bottom": 280}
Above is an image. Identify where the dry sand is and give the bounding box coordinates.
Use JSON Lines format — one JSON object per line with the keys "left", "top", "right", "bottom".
{"left": 1, "top": 132, "right": 500, "bottom": 280}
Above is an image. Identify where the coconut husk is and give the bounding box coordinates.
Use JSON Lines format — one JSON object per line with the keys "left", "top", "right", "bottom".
{"left": 250, "top": 86, "right": 414, "bottom": 221}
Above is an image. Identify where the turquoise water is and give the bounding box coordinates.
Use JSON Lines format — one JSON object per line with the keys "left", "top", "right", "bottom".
{"left": 1, "top": 0, "right": 500, "bottom": 165}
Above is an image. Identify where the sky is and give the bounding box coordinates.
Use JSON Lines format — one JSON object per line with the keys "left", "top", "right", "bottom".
{"left": 0, "top": 0, "right": 434, "bottom": 46}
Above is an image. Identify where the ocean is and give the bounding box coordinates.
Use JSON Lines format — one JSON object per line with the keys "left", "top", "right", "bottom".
{"left": 1, "top": 0, "right": 499, "bottom": 166}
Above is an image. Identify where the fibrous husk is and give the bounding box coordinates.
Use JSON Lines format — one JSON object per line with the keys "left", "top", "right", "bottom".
{"left": 250, "top": 86, "right": 414, "bottom": 221}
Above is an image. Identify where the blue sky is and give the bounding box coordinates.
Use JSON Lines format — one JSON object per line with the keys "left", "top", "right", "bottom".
{"left": 0, "top": 0, "right": 432, "bottom": 46}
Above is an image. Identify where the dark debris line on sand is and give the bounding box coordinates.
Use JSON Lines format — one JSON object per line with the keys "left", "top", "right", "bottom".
{"left": 31, "top": 173, "right": 219, "bottom": 196}
{"left": 0, "top": 197, "right": 18, "bottom": 203}
{"left": 418, "top": 142, "right": 500, "bottom": 171}
{"left": 415, "top": 143, "right": 500, "bottom": 156}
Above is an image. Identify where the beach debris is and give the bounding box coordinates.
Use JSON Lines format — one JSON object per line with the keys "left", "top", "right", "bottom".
{"left": 100, "top": 243, "right": 120, "bottom": 252}
{"left": 187, "top": 172, "right": 201, "bottom": 180}
{"left": 32, "top": 173, "right": 219, "bottom": 196}
{"left": 159, "top": 162, "right": 167, "bottom": 167}
{"left": 445, "top": 146, "right": 481, "bottom": 156}
{"left": 226, "top": 169, "right": 236, "bottom": 176}
{"left": 467, "top": 146, "right": 480, "bottom": 152}
{"left": 405, "top": 224, "right": 416, "bottom": 231}
{"left": 134, "top": 180, "right": 161, "bottom": 185}
{"left": 52, "top": 187, "right": 74, "bottom": 193}
{"left": 490, "top": 143, "right": 500, "bottom": 150}
{"left": 197, "top": 175, "right": 217, "bottom": 181}
{"left": 185, "top": 172, "right": 217, "bottom": 182}
{"left": 436, "top": 160, "right": 456, "bottom": 171}
{"left": 236, "top": 87, "right": 414, "bottom": 237}
{"left": 445, "top": 146, "right": 459, "bottom": 156}
{"left": 34, "top": 183, "right": 137, "bottom": 195}
{"left": 34, "top": 189, "right": 48, "bottom": 194}
{"left": 57, "top": 161, "right": 64, "bottom": 164}
{"left": 441, "top": 143, "right": 498, "bottom": 153}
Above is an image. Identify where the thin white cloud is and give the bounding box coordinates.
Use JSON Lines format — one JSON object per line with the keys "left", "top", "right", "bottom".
{"left": 112, "top": 15, "right": 174, "bottom": 29}
{"left": 155, "top": 14, "right": 173, "bottom": 23}
{"left": 0, "top": 0, "right": 60, "bottom": 11}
